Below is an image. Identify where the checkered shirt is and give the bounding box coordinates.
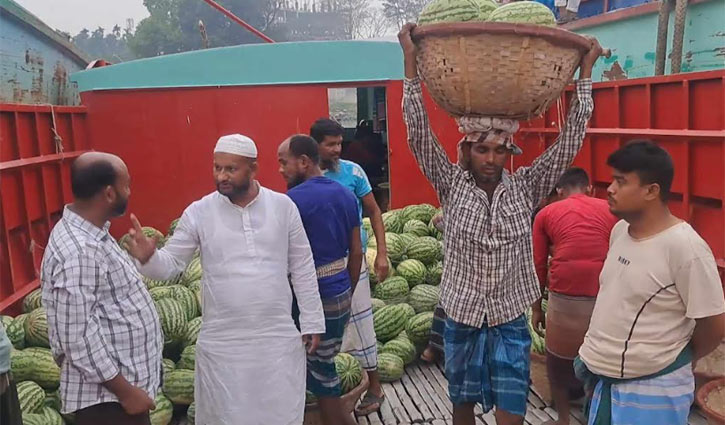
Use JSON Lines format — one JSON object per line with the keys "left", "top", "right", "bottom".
{"left": 403, "top": 77, "right": 593, "bottom": 327}
{"left": 41, "top": 207, "right": 163, "bottom": 413}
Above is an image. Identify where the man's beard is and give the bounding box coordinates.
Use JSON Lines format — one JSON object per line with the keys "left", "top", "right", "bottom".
{"left": 321, "top": 158, "right": 339, "bottom": 172}
{"left": 111, "top": 195, "right": 128, "bottom": 217}
{"left": 286, "top": 174, "right": 306, "bottom": 189}
{"left": 217, "top": 178, "right": 252, "bottom": 199}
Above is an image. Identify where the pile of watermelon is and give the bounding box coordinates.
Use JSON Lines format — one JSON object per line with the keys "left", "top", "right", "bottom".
{"left": 364, "top": 204, "right": 446, "bottom": 383}
{"left": 418, "top": 0, "right": 557, "bottom": 27}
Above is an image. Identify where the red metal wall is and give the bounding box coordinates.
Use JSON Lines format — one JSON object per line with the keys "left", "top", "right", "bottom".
{"left": 3, "top": 71, "right": 723, "bottom": 312}
{"left": 388, "top": 70, "right": 725, "bottom": 275}
{"left": 0, "top": 104, "right": 90, "bottom": 313}
{"left": 79, "top": 85, "right": 331, "bottom": 238}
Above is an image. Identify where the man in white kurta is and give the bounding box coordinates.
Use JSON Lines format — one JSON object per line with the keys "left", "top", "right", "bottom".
{"left": 127, "top": 134, "right": 325, "bottom": 425}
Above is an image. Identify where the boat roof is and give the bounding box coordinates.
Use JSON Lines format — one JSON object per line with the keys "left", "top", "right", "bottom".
{"left": 72, "top": 40, "right": 405, "bottom": 93}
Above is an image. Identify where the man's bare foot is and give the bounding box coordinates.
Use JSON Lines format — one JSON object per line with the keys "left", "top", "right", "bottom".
{"left": 420, "top": 345, "right": 439, "bottom": 363}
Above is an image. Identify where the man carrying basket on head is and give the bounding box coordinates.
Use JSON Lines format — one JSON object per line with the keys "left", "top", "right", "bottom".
{"left": 398, "top": 23, "right": 602, "bottom": 425}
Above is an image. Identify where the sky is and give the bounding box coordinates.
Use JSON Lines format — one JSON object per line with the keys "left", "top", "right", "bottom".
{"left": 15, "top": 0, "right": 150, "bottom": 35}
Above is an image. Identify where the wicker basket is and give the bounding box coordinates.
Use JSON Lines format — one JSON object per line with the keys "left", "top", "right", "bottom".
{"left": 412, "top": 22, "right": 592, "bottom": 120}
{"left": 696, "top": 377, "right": 725, "bottom": 424}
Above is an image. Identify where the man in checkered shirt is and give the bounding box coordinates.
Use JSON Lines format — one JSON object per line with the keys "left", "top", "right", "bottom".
{"left": 41, "top": 152, "right": 162, "bottom": 425}
{"left": 398, "top": 24, "right": 602, "bottom": 425}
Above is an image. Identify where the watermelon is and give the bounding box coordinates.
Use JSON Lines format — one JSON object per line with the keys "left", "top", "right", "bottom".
{"left": 149, "top": 286, "right": 176, "bottom": 301}
{"left": 365, "top": 249, "right": 392, "bottom": 285}
{"left": 177, "top": 344, "right": 196, "bottom": 370}
{"left": 162, "top": 358, "right": 176, "bottom": 380}
{"left": 382, "top": 209, "right": 404, "bottom": 233}
{"left": 373, "top": 304, "right": 411, "bottom": 342}
{"left": 396, "top": 259, "right": 427, "bottom": 287}
{"left": 188, "top": 279, "right": 202, "bottom": 293}
{"left": 402, "top": 220, "right": 429, "bottom": 237}
{"left": 18, "top": 380, "right": 45, "bottom": 413}
{"left": 474, "top": 0, "right": 498, "bottom": 19}
{"left": 43, "top": 389, "right": 61, "bottom": 411}
{"left": 335, "top": 352, "right": 363, "bottom": 394}
{"left": 406, "top": 312, "right": 435, "bottom": 345}
{"left": 406, "top": 237, "right": 442, "bottom": 265}
{"left": 397, "top": 233, "right": 418, "bottom": 251}
{"left": 399, "top": 303, "right": 416, "bottom": 323}
{"left": 154, "top": 298, "right": 187, "bottom": 342}
{"left": 377, "top": 352, "right": 405, "bottom": 382}
{"left": 371, "top": 298, "right": 386, "bottom": 313}
{"left": 25, "top": 307, "right": 49, "bottom": 348}
{"left": 385, "top": 233, "right": 406, "bottom": 263}
{"left": 373, "top": 276, "right": 409, "bottom": 305}
{"left": 187, "top": 401, "right": 197, "bottom": 425}
{"left": 23, "top": 347, "right": 61, "bottom": 390}
{"left": 23, "top": 406, "right": 64, "bottom": 425}
{"left": 6, "top": 313, "right": 27, "bottom": 349}
{"left": 182, "top": 257, "right": 202, "bottom": 286}
{"left": 168, "top": 218, "right": 181, "bottom": 236}
{"left": 402, "top": 204, "right": 437, "bottom": 225}
{"left": 396, "top": 330, "right": 410, "bottom": 341}
{"left": 488, "top": 1, "right": 556, "bottom": 26}
{"left": 168, "top": 285, "right": 199, "bottom": 320}
{"left": 382, "top": 338, "right": 417, "bottom": 365}
{"left": 376, "top": 340, "right": 384, "bottom": 355}
{"left": 409, "top": 284, "right": 440, "bottom": 314}
{"left": 163, "top": 369, "right": 195, "bottom": 405}
{"left": 23, "top": 288, "right": 43, "bottom": 313}
{"left": 150, "top": 392, "right": 174, "bottom": 425}
{"left": 1, "top": 315, "right": 12, "bottom": 330}
{"left": 426, "top": 262, "right": 443, "bottom": 286}
{"left": 183, "top": 316, "right": 203, "bottom": 347}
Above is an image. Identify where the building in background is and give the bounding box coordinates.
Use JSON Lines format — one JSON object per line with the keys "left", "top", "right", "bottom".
{"left": 0, "top": 0, "right": 88, "bottom": 105}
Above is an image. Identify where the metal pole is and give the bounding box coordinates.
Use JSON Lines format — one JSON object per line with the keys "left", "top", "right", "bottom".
{"left": 655, "top": 0, "right": 672, "bottom": 75}
{"left": 670, "top": 0, "right": 688, "bottom": 73}
{"left": 200, "top": 0, "right": 275, "bottom": 43}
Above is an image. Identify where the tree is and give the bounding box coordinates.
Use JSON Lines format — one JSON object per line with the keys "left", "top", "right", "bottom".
{"left": 72, "top": 26, "right": 135, "bottom": 62}
{"left": 128, "top": 0, "right": 289, "bottom": 58}
{"left": 382, "top": 0, "right": 427, "bottom": 30}
{"left": 356, "top": 7, "right": 393, "bottom": 39}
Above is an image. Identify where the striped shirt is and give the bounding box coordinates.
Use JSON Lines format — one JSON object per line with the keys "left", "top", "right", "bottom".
{"left": 41, "top": 207, "right": 163, "bottom": 413}
{"left": 402, "top": 77, "right": 593, "bottom": 327}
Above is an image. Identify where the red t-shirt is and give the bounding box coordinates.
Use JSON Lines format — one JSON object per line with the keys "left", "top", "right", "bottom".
{"left": 532, "top": 194, "right": 619, "bottom": 297}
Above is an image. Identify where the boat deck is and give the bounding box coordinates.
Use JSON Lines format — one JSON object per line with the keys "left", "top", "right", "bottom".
{"left": 355, "top": 361, "right": 710, "bottom": 425}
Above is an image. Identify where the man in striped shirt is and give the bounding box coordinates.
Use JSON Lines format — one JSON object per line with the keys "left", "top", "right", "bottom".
{"left": 398, "top": 24, "right": 601, "bottom": 425}
{"left": 41, "top": 152, "right": 162, "bottom": 425}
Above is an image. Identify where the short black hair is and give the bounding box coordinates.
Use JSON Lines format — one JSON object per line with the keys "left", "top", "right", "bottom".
{"left": 607, "top": 140, "right": 674, "bottom": 201}
{"left": 71, "top": 158, "right": 118, "bottom": 200}
{"left": 556, "top": 167, "right": 590, "bottom": 190}
{"left": 288, "top": 134, "right": 320, "bottom": 164}
{"left": 310, "top": 118, "right": 344, "bottom": 143}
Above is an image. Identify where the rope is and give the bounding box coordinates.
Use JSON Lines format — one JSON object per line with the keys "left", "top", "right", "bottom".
{"left": 671, "top": 0, "right": 688, "bottom": 74}
{"left": 46, "top": 104, "right": 65, "bottom": 157}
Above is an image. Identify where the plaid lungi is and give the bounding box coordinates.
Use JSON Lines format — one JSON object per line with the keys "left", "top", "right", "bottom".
{"left": 444, "top": 314, "right": 531, "bottom": 416}
{"left": 429, "top": 304, "right": 447, "bottom": 353}
{"left": 307, "top": 288, "right": 352, "bottom": 397}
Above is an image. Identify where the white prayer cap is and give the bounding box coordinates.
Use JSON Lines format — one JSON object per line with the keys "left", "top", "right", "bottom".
{"left": 213, "top": 134, "right": 258, "bottom": 159}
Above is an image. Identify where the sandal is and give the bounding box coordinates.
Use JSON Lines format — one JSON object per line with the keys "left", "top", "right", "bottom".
{"left": 355, "top": 391, "right": 385, "bottom": 416}
{"left": 419, "top": 346, "right": 439, "bottom": 363}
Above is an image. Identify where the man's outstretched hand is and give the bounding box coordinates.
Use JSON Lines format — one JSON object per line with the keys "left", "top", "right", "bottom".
{"left": 579, "top": 36, "right": 603, "bottom": 80}
{"left": 125, "top": 214, "right": 158, "bottom": 265}
{"left": 398, "top": 23, "right": 419, "bottom": 79}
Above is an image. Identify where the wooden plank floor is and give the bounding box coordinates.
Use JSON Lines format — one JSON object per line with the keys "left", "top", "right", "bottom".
{"left": 356, "top": 362, "right": 710, "bottom": 425}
